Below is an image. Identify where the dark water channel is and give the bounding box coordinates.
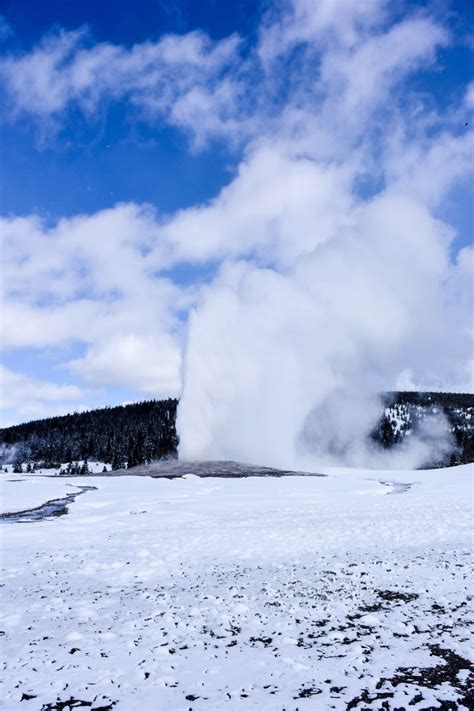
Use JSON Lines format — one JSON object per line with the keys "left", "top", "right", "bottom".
{"left": 0, "top": 486, "right": 97, "bottom": 523}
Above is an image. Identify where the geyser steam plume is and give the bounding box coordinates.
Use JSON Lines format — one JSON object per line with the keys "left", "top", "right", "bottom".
{"left": 176, "top": 1, "right": 473, "bottom": 470}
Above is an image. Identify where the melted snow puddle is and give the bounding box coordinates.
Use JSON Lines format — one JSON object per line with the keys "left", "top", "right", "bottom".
{"left": 0, "top": 485, "right": 97, "bottom": 523}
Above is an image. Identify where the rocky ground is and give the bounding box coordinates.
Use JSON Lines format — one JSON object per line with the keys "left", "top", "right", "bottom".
{"left": 103, "top": 459, "right": 323, "bottom": 478}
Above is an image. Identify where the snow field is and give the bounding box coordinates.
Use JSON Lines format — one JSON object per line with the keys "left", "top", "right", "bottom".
{"left": 0, "top": 465, "right": 473, "bottom": 709}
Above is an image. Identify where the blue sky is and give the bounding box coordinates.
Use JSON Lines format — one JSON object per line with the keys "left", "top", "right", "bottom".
{"left": 2, "top": 0, "right": 471, "bottom": 221}
{"left": 0, "top": 0, "right": 473, "bottom": 427}
{"left": 0, "top": 0, "right": 255, "bottom": 218}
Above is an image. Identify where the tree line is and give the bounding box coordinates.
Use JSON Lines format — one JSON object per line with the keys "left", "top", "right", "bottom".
{"left": 0, "top": 399, "right": 178, "bottom": 471}
{"left": 0, "top": 392, "right": 472, "bottom": 472}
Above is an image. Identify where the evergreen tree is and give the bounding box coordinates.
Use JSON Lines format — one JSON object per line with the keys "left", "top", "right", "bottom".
{"left": 81, "top": 459, "right": 90, "bottom": 476}
{"left": 13, "top": 458, "right": 23, "bottom": 473}
{"left": 111, "top": 449, "right": 126, "bottom": 470}
{"left": 0, "top": 399, "right": 179, "bottom": 468}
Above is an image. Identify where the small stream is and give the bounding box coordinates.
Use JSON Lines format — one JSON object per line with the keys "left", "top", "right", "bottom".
{"left": 0, "top": 486, "right": 97, "bottom": 523}
{"left": 378, "top": 480, "right": 412, "bottom": 495}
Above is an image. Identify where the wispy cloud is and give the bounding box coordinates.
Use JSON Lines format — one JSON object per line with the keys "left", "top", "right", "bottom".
{"left": 0, "top": 26, "right": 243, "bottom": 146}
{"left": 0, "top": 0, "right": 451, "bottom": 151}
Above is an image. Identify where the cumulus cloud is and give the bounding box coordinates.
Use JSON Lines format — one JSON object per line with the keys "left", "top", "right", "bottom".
{"left": 67, "top": 333, "right": 181, "bottom": 397}
{"left": 0, "top": 365, "right": 84, "bottom": 427}
{"left": 0, "top": 205, "right": 184, "bottom": 399}
{"left": 158, "top": 148, "right": 355, "bottom": 267}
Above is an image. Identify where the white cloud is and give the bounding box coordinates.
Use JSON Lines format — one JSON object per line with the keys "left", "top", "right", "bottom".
{"left": 318, "top": 17, "right": 448, "bottom": 124}
{"left": 384, "top": 130, "right": 474, "bottom": 207}
{"left": 0, "top": 2, "right": 449, "bottom": 151}
{"left": 0, "top": 27, "right": 242, "bottom": 145}
{"left": 0, "top": 205, "right": 186, "bottom": 410}
{"left": 0, "top": 365, "right": 84, "bottom": 427}
{"left": 67, "top": 333, "right": 181, "bottom": 397}
{"left": 157, "top": 147, "right": 355, "bottom": 267}
{"left": 258, "top": 0, "right": 387, "bottom": 65}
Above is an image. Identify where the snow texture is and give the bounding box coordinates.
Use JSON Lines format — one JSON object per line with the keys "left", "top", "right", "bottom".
{"left": 1, "top": 464, "right": 473, "bottom": 709}
{"left": 1, "top": 476, "right": 81, "bottom": 514}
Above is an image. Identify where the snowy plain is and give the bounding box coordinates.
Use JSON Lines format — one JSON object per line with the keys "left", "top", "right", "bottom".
{"left": 0, "top": 463, "right": 473, "bottom": 709}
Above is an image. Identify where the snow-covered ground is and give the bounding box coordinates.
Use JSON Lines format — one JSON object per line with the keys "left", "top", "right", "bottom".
{"left": 1, "top": 464, "right": 472, "bottom": 709}
{"left": 0, "top": 476, "right": 84, "bottom": 514}
{"left": 0, "top": 463, "right": 107, "bottom": 515}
